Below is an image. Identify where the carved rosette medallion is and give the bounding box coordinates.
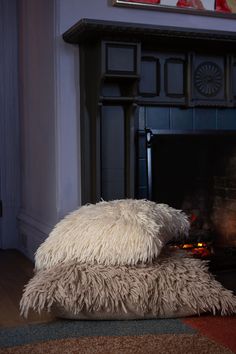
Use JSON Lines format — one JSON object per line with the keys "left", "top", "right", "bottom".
{"left": 194, "top": 62, "right": 223, "bottom": 97}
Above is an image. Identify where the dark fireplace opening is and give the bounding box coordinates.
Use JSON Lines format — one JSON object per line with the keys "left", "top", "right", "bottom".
{"left": 146, "top": 130, "right": 236, "bottom": 267}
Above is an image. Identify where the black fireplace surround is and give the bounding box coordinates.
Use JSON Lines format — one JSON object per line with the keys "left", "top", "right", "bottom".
{"left": 63, "top": 19, "right": 236, "bottom": 254}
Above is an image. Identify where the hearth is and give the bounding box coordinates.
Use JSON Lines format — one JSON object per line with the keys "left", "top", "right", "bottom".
{"left": 144, "top": 129, "right": 236, "bottom": 263}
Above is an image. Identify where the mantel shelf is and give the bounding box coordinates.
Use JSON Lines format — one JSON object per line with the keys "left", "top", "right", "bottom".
{"left": 63, "top": 18, "right": 236, "bottom": 52}
{"left": 99, "top": 96, "right": 136, "bottom": 103}
{"left": 102, "top": 74, "right": 139, "bottom": 80}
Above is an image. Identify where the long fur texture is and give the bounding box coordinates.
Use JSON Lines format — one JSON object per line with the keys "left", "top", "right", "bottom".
{"left": 20, "top": 256, "right": 236, "bottom": 319}
{"left": 35, "top": 199, "right": 190, "bottom": 270}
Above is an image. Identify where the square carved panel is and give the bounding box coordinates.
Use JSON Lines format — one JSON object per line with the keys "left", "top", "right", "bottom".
{"left": 102, "top": 41, "right": 140, "bottom": 76}
{"left": 191, "top": 55, "right": 227, "bottom": 106}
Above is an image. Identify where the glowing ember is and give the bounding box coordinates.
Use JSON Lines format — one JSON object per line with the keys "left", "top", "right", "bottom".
{"left": 191, "top": 247, "right": 211, "bottom": 257}
{"left": 179, "top": 242, "right": 212, "bottom": 258}
{"left": 182, "top": 244, "right": 194, "bottom": 249}
{"left": 197, "top": 242, "right": 207, "bottom": 247}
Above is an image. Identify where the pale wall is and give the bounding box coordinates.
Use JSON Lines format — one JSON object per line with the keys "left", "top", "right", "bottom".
{"left": 59, "top": 0, "right": 236, "bottom": 33}
{"left": 18, "top": 0, "right": 81, "bottom": 260}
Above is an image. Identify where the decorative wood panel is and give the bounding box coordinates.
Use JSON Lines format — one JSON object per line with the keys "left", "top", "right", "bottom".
{"left": 138, "top": 52, "right": 186, "bottom": 105}
{"left": 139, "top": 57, "right": 159, "bottom": 96}
{"left": 101, "top": 106, "right": 125, "bottom": 200}
{"left": 102, "top": 41, "right": 140, "bottom": 77}
{"left": 191, "top": 54, "right": 227, "bottom": 106}
{"left": 164, "top": 59, "right": 185, "bottom": 98}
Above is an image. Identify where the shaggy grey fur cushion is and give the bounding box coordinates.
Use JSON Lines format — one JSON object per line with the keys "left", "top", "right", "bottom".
{"left": 20, "top": 256, "right": 236, "bottom": 319}
{"left": 35, "top": 199, "right": 189, "bottom": 270}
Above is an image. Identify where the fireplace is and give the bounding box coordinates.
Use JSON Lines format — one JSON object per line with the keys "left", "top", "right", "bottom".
{"left": 145, "top": 130, "right": 236, "bottom": 246}
{"left": 141, "top": 129, "right": 236, "bottom": 262}
{"left": 63, "top": 19, "right": 236, "bottom": 276}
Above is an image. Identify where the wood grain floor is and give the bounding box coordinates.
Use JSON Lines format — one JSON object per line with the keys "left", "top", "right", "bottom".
{"left": 0, "top": 249, "right": 55, "bottom": 327}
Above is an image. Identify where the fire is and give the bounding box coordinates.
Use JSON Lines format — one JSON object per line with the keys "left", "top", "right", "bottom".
{"left": 182, "top": 243, "right": 194, "bottom": 249}
{"left": 180, "top": 241, "right": 211, "bottom": 258}
{"left": 197, "top": 242, "right": 203, "bottom": 247}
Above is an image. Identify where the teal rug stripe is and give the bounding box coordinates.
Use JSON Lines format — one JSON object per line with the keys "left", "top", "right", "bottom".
{"left": 0, "top": 319, "right": 196, "bottom": 348}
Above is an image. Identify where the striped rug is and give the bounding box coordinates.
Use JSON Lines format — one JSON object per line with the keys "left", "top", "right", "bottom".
{"left": 0, "top": 316, "right": 235, "bottom": 353}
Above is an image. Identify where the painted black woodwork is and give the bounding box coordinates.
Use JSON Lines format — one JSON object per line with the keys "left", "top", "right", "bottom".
{"left": 103, "top": 42, "right": 139, "bottom": 76}
{"left": 138, "top": 52, "right": 187, "bottom": 105}
{"left": 233, "top": 59, "right": 236, "bottom": 101}
{"left": 101, "top": 106, "right": 125, "bottom": 200}
{"left": 63, "top": 19, "right": 236, "bottom": 203}
{"left": 63, "top": 19, "right": 236, "bottom": 49}
{"left": 139, "top": 57, "right": 159, "bottom": 96}
{"left": 165, "top": 59, "right": 185, "bottom": 98}
{"left": 191, "top": 55, "right": 227, "bottom": 106}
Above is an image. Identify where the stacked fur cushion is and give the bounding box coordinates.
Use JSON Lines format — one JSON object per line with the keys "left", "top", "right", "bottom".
{"left": 34, "top": 199, "right": 190, "bottom": 270}
{"left": 20, "top": 199, "right": 236, "bottom": 319}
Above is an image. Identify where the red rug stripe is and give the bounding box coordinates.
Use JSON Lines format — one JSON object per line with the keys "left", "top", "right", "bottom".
{"left": 183, "top": 316, "right": 236, "bottom": 353}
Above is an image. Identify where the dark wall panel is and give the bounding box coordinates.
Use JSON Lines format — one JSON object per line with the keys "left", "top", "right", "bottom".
{"left": 165, "top": 59, "right": 184, "bottom": 97}
{"left": 144, "top": 107, "right": 236, "bottom": 132}
{"left": 139, "top": 58, "right": 158, "bottom": 96}
{"left": 101, "top": 106, "right": 125, "bottom": 200}
{"left": 105, "top": 43, "right": 137, "bottom": 74}
{"left": 195, "top": 108, "right": 217, "bottom": 130}
{"left": 138, "top": 186, "right": 148, "bottom": 199}
{"left": 217, "top": 109, "right": 236, "bottom": 130}
{"left": 138, "top": 134, "right": 146, "bottom": 159}
{"left": 146, "top": 107, "right": 170, "bottom": 129}
{"left": 139, "top": 159, "right": 147, "bottom": 187}
{"left": 171, "top": 108, "right": 193, "bottom": 130}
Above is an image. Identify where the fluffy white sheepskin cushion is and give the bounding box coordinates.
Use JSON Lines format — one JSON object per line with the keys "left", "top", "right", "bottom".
{"left": 20, "top": 256, "right": 236, "bottom": 319}
{"left": 35, "top": 199, "right": 189, "bottom": 270}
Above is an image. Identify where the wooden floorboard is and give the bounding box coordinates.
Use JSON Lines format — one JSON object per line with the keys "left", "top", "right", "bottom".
{"left": 0, "top": 249, "right": 55, "bottom": 327}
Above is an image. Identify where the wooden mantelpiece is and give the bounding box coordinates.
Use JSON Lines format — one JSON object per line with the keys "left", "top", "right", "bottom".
{"left": 63, "top": 18, "right": 236, "bottom": 48}
{"left": 63, "top": 19, "right": 236, "bottom": 204}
